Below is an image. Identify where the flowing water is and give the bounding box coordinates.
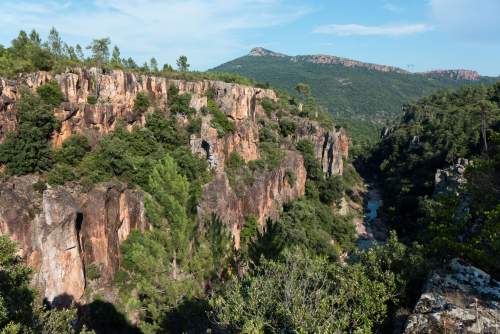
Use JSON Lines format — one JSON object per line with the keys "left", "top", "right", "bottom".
{"left": 356, "top": 185, "right": 388, "bottom": 249}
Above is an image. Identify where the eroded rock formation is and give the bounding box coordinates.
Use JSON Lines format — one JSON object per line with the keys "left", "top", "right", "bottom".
{"left": 198, "top": 150, "right": 306, "bottom": 248}
{"left": 0, "top": 68, "right": 277, "bottom": 145}
{"left": 295, "top": 119, "right": 349, "bottom": 176}
{"left": 0, "top": 69, "right": 349, "bottom": 300}
{"left": 404, "top": 259, "right": 500, "bottom": 334}
{"left": 0, "top": 176, "right": 147, "bottom": 305}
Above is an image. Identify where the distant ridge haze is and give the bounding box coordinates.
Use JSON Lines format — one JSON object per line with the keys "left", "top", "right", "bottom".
{"left": 248, "top": 47, "right": 484, "bottom": 80}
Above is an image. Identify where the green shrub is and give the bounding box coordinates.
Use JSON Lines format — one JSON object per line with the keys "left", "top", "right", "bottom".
{"left": 208, "top": 99, "right": 235, "bottom": 138}
{"left": 211, "top": 247, "right": 395, "bottom": 333}
{"left": 259, "top": 142, "right": 284, "bottom": 170}
{"left": 36, "top": 82, "right": 64, "bottom": 107}
{"left": 259, "top": 127, "right": 277, "bottom": 143}
{"left": 187, "top": 117, "right": 202, "bottom": 134}
{"left": 260, "top": 97, "right": 276, "bottom": 117}
{"left": 285, "top": 170, "right": 296, "bottom": 185}
{"left": 86, "top": 263, "right": 101, "bottom": 280}
{"left": 54, "top": 135, "right": 91, "bottom": 166}
{"left": 146, "top": 111, "right": 189, "bottom": 149}
{"left": 47, "top": 164, "right": 77, "bottom": 185}
{"left": 133, "top": 92, "right": 150, "bottom": 113}
{"left": 318, "top": 176, "right": 344, "bottom": 206}
{"left": 87, "top": 95, "right": 98, "bottom": 105}
{"left": 279, "top": 118, "right": 297, "bottom": 137}
{"left": 226, "top": 152, "right": 245, "bottom": 170}
{"left": 296, "top": 139, "right": 322, "bottom": 181}
{"left": 0, "top": 92, "right": 58, "bottom": 175}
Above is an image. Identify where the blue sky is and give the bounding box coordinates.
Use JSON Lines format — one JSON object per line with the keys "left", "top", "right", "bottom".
{"left": 1, "top": 0, "right": 499, "bottom": 76}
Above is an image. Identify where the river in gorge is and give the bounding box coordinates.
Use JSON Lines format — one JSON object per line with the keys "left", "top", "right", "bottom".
{"left": 355, "top": 184, "right": 388, "bottom": 249}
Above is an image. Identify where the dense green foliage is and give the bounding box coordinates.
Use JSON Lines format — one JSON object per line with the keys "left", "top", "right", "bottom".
{"left": 213, "top": 53, "right": 497, "bottom": 151}
{"left": 367, "top": 82, "right": 500, "bottom": 276}
{"left": 207, "top": 98, "right": 235, "bottom": 137}
{"left": 211, "top": 232, "right": 426, "bottom": 334}
{"left": 0, "top": 85, "right": 60, "bottom": 175}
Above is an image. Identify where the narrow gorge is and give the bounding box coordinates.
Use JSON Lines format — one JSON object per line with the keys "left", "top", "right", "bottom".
{"left": 0, "top": 68, "right": 349, "bottom": 308}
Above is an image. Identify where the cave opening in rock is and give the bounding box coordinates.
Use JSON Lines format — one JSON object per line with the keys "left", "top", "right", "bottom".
{"left": 201, "top": 140, "right": 211, "bottom": 160}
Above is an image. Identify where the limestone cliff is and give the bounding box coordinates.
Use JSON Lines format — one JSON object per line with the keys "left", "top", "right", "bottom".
{"left": 0, "top": 176, "right": 147, "bottom": 305}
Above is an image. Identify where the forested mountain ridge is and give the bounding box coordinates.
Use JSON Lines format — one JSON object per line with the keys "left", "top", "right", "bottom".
{"left": 213, "top": 47, "right": 498, "bottom": 151}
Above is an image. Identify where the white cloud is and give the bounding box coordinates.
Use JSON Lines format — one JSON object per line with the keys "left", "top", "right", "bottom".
{"left": 313, "top": 23, "right": 433, "bottom": 37}
{"left": 0, "top": 0, "right": 309, "bottom": 69}
{"left": 429, "top": 0, "right": 500, "bottom": 43}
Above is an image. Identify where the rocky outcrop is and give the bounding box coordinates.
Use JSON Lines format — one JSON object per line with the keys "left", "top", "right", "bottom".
{"left": 404, "top": 258, "right": 500, "bottom": 334}
{"left": 0, "top": 176, "right": 147, "bottom": 305}
{"left": 197, "top": 150, "right": 306, "bottom": 249}
{"left": 434, "top": 158, "right": 470, "bottom": 196}
{"left": 249, "top": 47, "right": 288, "bottom": 58}
{"left": 0, "top": 68, "right": 277, "bottom": 145}
{"left": 295, "top": 119, "right": 349, "bottom": 176}
{"left": 419, "top": 69, "right": 481, "bottom": 81}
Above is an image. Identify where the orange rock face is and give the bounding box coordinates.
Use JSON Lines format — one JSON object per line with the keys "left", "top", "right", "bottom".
{"left": 0, "top": 177, "right": 147, "bottom": 305}
{"left": 198, "top": 150, "right": 307, "bottom": 249}
{"left": 0, "top": 69, "right": 350, "bottom": 299}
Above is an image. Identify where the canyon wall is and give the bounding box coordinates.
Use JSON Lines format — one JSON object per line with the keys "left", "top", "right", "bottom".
{"left": 0, "top": 68, "right": 349, "bottom": 300}
{"left": 0, "top": 176, "right": 147, "bottom": 306}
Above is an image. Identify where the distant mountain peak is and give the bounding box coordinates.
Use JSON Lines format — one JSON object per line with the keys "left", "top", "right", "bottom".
{"left": 249, "top": 47, "right": 288, "bottom": 57}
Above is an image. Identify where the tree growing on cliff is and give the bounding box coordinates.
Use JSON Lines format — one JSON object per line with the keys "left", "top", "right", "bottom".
{"left": 87, "top": 38, "right": 111, "bottom": 67}
{"left": 295, "top": 82, "right": 311, "bottom": 97}
{"left": 0, "top": 236, "right": 34, "bottom": 331}
{"left": 176, "top": 55, "right": 190, "bottom": 72}
{"left": 0, "top": 88, "right": 59, "bottom": 175}
{"left": 110, "top": 46, "right": 122, "bottom": 68}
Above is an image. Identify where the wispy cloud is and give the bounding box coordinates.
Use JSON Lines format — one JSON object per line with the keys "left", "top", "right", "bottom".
{"left": 383, "top": 3, "right": 403, "bottom": 13}
{"left": 313, "top": 23, "right": 433, "bottom": 37}
{"left": 0, "top": 0, "right": 310, "bottom": 69}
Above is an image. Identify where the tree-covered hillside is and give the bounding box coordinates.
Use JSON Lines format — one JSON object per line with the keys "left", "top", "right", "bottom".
{"left": 213, "top": 51, "right": 497, "bottom": 150}
{"left": 366, "top": 82, "right": 500, "bottom": 276}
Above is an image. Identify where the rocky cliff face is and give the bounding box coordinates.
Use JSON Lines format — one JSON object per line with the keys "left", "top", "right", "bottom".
{"left": 198, "top": 150, "right": 306, "bottom": 249}
{"left": 0, "top": 68, "right": 277, "bottom": 145}
{"left": 404, "top": 259, "right": 500, "bottom": 334}
{"left": 295, "top": 119, "right": 349, "bottom": 176}
{"left": 420, "top": 69, "right": 481, "bottom": 81}
{"left": 0, "top": 176, "right": 147, "bottom": 305}
{"left": 0, "top": 68, "right": 349, "bottom": 297}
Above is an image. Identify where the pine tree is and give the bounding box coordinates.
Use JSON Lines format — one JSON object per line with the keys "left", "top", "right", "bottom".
{"left": 176, "top": 55, "right": 189, "bottom": 72}
{"left": 110, "top": 46, "right": 122, "bottom": 67}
